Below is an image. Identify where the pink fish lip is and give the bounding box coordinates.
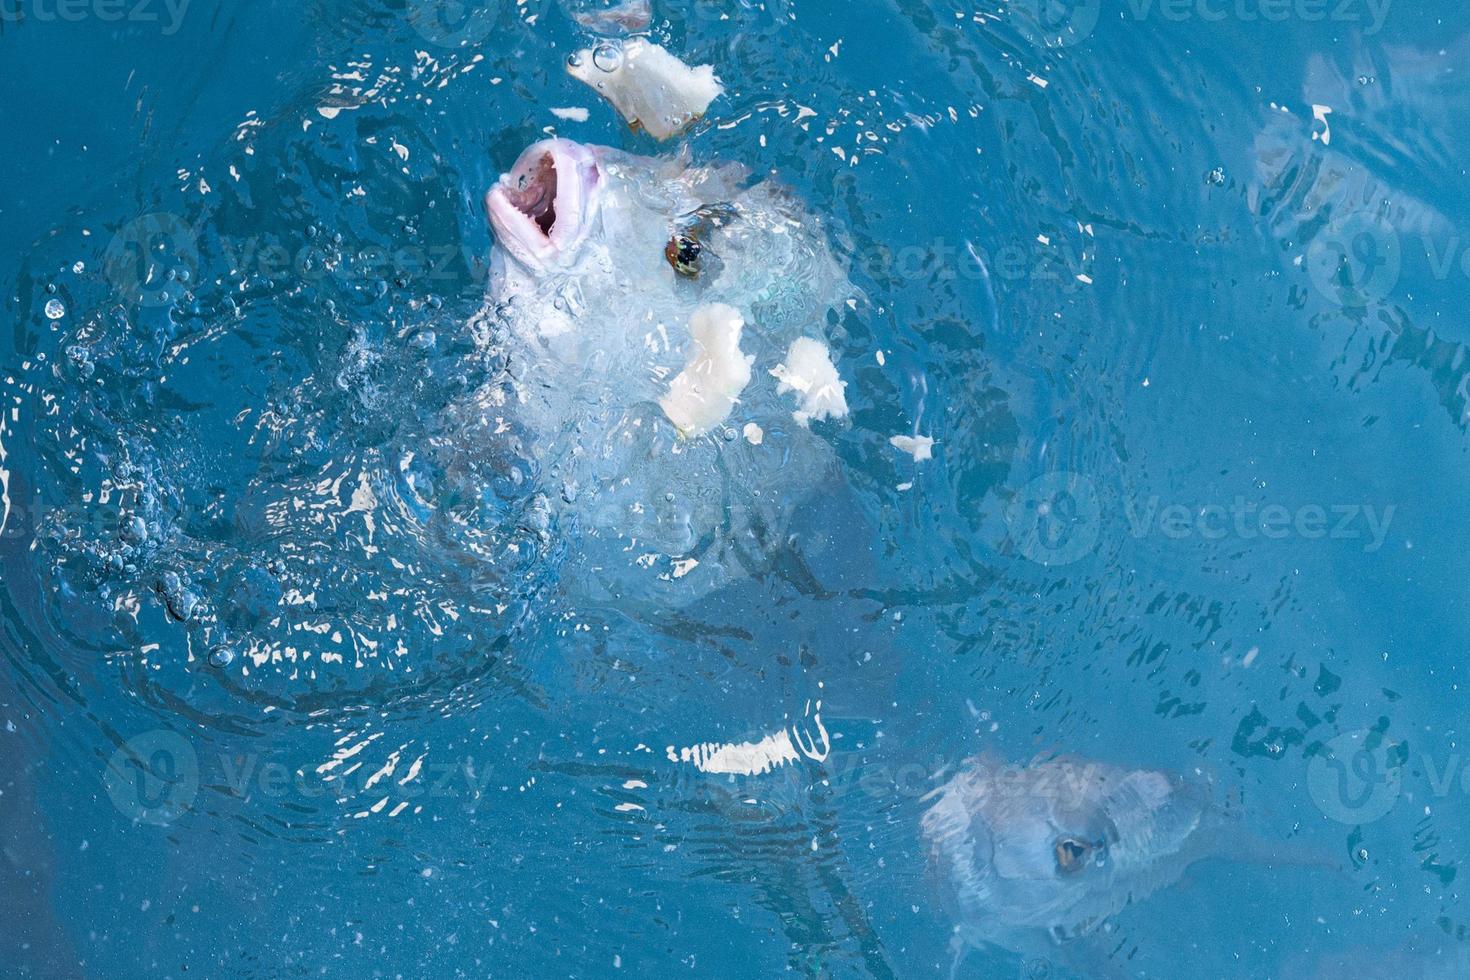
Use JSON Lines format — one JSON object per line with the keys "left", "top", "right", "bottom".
{"left": 485, "top": 138, "right": 603, "bottom": 272}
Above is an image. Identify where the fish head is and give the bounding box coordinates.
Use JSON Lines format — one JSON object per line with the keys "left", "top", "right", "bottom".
{"left": 485, "top": 138, "right": 604, "bottom": 272}
{"left": 923, "top": 758, "right": 1213, "bottom": 949}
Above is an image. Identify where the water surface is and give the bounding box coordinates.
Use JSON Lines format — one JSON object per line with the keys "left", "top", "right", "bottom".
{"left": 3, "top": 0, "right": 1470, "bottom": 976}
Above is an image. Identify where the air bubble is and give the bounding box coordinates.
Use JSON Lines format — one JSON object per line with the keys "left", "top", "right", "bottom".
{"left": 44, "top": 299, "right": 66, "bottom": 320}
{"left": 156, "top": 572, "right": 199, "bottom": 622}
{"left": 209, "top": 646, "right": 236, "bottom": 668}
{"left": 121, "top": 516, "right": 148, "bottom": 545}
{"left": 593, "top": 43, "right": 622, "bottom": 73}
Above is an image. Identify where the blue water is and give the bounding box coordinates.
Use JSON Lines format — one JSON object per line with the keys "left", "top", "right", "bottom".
{"left": 4, "top": 0, "right": 1470, "bottom": 976}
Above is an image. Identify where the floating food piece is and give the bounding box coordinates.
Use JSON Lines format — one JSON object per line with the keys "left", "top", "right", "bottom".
{"left": 890, "top": 433, "right": 934, "bottom": 461}
{"left": 659, "top": 303, "right": 754, "bottom": 436}
{"left": 666, "top": 701, "right": 830, "bottom": 775}
{"left": 772, "top": 337, "right": 848, "bottom": 425}
{"left": 566, "top": 38, "right": 723, "bottom": 141}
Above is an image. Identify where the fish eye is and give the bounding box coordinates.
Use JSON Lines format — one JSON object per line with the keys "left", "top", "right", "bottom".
{"left": 1054, "top": 837, "right": 1094, "bottom": 874}
{"left": 665, "top": 234, "right": 703, "bottom": 278}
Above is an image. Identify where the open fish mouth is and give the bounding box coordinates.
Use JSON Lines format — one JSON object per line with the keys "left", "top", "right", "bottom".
{"left": 506, "top": 153, "right": 558, "bottom": 235}
{"left": 486, "top": 138, "right": 602, "bottom": 271}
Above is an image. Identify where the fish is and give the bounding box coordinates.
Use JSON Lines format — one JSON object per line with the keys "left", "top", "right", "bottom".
{"left": 481, "top": 138, "right": 854, "bottom": 600}
{"left": 920, "top": 755, "right": 1218, "bottom": 973}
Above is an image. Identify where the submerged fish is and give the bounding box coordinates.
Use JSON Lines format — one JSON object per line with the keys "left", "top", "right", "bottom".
{"left": 563, "top": 0, "right": 653, "bottom": 36}
{"left": 482, "top": 138, "right": 854, "bottom": 599}
{"left": 920, "top": 755, "right": 1217, "bottom": 971}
